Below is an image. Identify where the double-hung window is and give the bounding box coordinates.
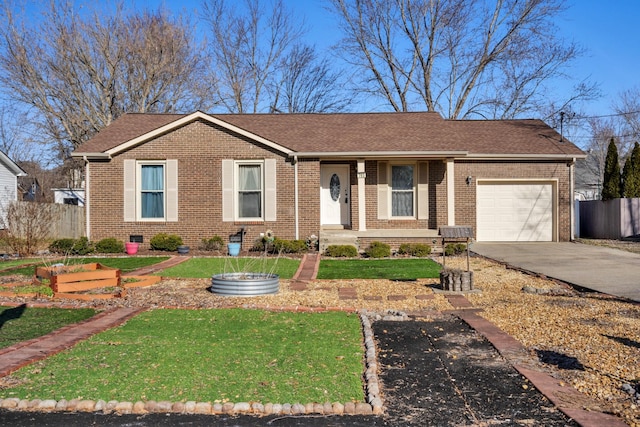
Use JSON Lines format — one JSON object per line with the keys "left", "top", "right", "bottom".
{"left": 124, "top": 159, "right": 177, "bottom": 222}
{"left": 237, "top": 162, "right": 263, "bottom": 220}
{"left": 139, "top": 162, "right": 165, "bottom": 220}
{"left": 391, "top": 164, "right": 415, "bottom": 217}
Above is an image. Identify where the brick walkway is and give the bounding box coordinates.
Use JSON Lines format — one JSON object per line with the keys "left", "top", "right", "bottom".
{"left": 0, "top": 307, "right": 145, "bottom": 378}
{"left": 125, "top": 255, "right": 190, "bottom": 276}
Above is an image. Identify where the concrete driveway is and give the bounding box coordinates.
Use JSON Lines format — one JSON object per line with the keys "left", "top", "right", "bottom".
{"left": 471, "top": 242, "right": 640, "bottom": 303}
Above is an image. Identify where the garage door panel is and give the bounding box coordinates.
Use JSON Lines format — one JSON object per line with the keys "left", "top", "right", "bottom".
{"left": 477, "top": 183, "right": 554, "bottom": 242}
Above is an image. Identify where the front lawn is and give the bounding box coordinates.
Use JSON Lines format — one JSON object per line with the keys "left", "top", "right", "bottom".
{"left": 0, "top": 257, "right": 171, "bottom": 277}
{"left": 317, "top": 258, "right": 441, "bottom": 280}
{"left": 160, "top": 257, "right": 300, "bottom": 279}
{"left": 0, "top": 305, "right": 97, "bottom": 349}
{"left": 3, "top": 309, "right": 364, "bottom": 404}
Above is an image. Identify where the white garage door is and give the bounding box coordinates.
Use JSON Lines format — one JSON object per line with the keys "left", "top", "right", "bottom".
{"left": 477, "top": 182, "right": 554, "bottom": 242}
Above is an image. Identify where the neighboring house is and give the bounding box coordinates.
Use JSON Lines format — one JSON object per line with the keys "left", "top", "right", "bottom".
{"left": 72, "top": 111, "right": 585, "bottom": 250}
{"left": 0, "top": 151, "right": 27, "bottom": 226}
{"left": 52, "top": 188, "right": 85, "bottom": 206}
{"left": 17, "top": 176, "right": 45, "bottom": 202}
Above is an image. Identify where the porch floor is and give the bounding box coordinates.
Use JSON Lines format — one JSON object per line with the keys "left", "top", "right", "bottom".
{"left": 319, "top": 228, "right": 440, "bottom": 252}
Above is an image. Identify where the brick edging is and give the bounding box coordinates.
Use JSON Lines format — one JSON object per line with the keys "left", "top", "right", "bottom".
{"left": 453, "top": 309, "right": 628, "bottom": 427}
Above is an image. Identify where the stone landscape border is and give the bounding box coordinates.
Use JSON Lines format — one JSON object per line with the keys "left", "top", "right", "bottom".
{"left": 0, "top": 309, "right": 384, "bottom": 417}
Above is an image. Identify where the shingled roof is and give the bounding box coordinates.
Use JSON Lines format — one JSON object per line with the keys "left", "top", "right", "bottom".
{"left": 73, "top": 111, "right": 584, "bottom": 158}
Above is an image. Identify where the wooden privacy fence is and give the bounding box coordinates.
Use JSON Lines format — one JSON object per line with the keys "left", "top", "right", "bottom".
{"left": 579, "top": 198, "right": 640, "bottom": 239}
{"left": 9, "top": 201, "right": 85, "bottom": 239}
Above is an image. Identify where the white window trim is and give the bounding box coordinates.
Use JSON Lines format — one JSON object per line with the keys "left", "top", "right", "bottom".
{"left": 389, "top": 162, "right": 417, "bottom": 219}
{"left": 235, "top": 160, "right": 265, "bottom": 221}
{"left": 136, "top": 160, "right": 167, "bottom": 222}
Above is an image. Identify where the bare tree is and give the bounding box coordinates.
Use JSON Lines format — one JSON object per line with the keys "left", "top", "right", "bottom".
{"left": 328, "top": 0, "right": 595, "bottom": 119}
{"left": 0, "top": 1, "right": 209, "bottom": 161}
{"left": 614, "top": 87, "right": 640, "bottom": 143}
{"left": 272, "top": 44, "right": 352, "bottom": 113}
{"left": 202, "top": 0, "right": 305, "bottom": 113}
{"left": 0, "top": 106, "right": 43, "bottom": 163}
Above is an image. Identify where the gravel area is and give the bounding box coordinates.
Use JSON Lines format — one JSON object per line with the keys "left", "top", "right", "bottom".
{"left": 0, "top": 255, "right": 638, "bottom": 425}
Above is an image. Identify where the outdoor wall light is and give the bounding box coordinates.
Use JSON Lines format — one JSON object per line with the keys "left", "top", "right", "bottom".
{"left": 466, "top": 176, "right": 473, "bottom": 185}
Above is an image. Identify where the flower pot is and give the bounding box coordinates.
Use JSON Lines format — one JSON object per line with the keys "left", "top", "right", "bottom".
{"left": 227, "top": 242, "right": 241, "bottom": 256}
{"left": 125, "top": 242, "right": 139, "bottom": 255}
{"left": 177, "top": 245, "right": 190, "bottom": 255}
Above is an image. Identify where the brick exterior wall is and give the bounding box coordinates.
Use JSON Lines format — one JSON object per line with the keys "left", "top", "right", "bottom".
{"left": 87, "top": 119, "right": 574, "bottom": 248}
{"left": 88, "top": 120, "right": 320, "bottom": 249}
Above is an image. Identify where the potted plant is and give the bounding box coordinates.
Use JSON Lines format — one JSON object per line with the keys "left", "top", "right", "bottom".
{"left": 125, "top": 242, "right": 139, "bottom": 255}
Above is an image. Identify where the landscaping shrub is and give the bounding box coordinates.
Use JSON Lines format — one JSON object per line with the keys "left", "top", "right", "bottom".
{"left": 150, "top": 233, "right": 183, "bottom": 252}
{"left": 95, "top": 238, "right": 125, "bottom": 253}
{"left": 324, "top": 244, "right": 358, "bottom": 258}
{"left": 49, "top": 238, "right": 75, "bottom": 254}
{"left": 201, "top": 235, "right": 224, "bottom": 251}
{"left": 364, "top": 241, "right": 391, "bottom": 258}
{"left": 398, "top": 243, "right": 432, "bottom": 257}
{"left": 445, "top": 243, "right": 467, "bottom": 256}
{"left": 273, "top": 238, "right": 308, "bottom": 254}
{"left": 49, "top": 237, "right": 94, "bottom": 255}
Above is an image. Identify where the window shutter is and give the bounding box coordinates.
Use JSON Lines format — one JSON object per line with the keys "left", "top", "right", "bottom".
{"left": 222, "top": 159, "right": 234, "bottom": 222}
{"left": 377, "top": 161, "right": 389, "bottom": 219}
{"left": 417, "top": 162, "right": 429, "bottom": 219}
{"left": 123, "top": 159, "right": 135, "bottom": 221}
{"left": 264, "top": 158, "right": 277, "bottom": 221}
{"left": 166, "top": 159, "right": 178, "bottom": 222}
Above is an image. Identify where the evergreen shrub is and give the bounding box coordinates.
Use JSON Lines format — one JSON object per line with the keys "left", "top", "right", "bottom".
{"left": 150, "top": 233, "right": 183, "bottom": 251}
{"left": 398, "top": 243, "right": 432, "bottom": 257}
{"left": 324, "top": 245, "right": 358, "bottom": 258}
{"left": 95, "top": 238, "right": 125, "bottom": 253}
{"left": 364, "top": 241, "right": 391, "bottom": 258}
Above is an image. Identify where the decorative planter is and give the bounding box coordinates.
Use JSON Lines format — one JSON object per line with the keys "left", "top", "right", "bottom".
{"left": 125, "top": 242, "right": 140, "bottom": 255}
{"left": 440, "top": 269, "right": 474, "bottom": 292}
{"left": 177, "top": 245, "right": 190, "bottom": 255}
{"left": 227, "top": 242, "right": 241, "bottom": 256}
{"left": 36, "top": 263, "right": 120, "bottom": 293}
{"left": 211, "top": 273, "right": 279, "bottom": 296}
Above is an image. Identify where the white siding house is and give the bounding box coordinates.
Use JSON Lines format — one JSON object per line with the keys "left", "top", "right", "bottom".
{"left": 0, "top": 151, "right": 26, "bottom": 227}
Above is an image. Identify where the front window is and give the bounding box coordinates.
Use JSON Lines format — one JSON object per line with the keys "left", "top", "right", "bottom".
{"left": 391, "top": 164, "right": 414, "bottom": 217}
{"left": 237, "top": 163, "right": 262, "bottom": 219}
{"left": 140, "top": 163, "right": 165, "bottom": 219}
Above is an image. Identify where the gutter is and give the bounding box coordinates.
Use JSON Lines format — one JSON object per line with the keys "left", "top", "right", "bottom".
{"left": 292, "top": 151, "right": 469, "bottom": 159}
{"left": 72, "top": 152, "right": 111, "bottom": 161}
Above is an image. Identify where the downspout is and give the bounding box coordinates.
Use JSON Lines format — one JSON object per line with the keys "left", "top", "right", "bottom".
{"left": 569, "top": 158, "right": 575, "bottom": 241}
{"left": 82, "top": 156, "right": 90, "bottom": 240}
{"left": 293, "top": 155, "right": 299, "bottom": 240}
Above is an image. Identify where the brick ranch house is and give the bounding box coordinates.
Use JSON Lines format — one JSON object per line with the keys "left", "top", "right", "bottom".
{"left": 72, "top": 111, "right": 585, "bottom": 251}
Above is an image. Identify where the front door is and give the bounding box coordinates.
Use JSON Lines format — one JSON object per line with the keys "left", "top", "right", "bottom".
{"left": 321, "top": 165, "right": 351, "bottom": 227}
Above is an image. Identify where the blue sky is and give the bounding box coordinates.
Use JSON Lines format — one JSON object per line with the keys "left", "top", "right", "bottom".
{"left": 20, "top": 0, "right": 640, "bottom": 118}
{"left": 134, "top": 0, "right": 639, "bottom": 118}
{"left": 559, "top": 0, "right": 640, "bottom": 115}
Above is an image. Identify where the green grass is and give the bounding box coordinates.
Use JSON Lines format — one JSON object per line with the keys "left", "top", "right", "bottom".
{"left": 3, "top": 309, "right": 364, "bottom": 404}
{"left": 0, "top": 305, "right": 97, "bottom": 349}
{"left": 317, "top": 258, "right": 441, "bottom": 280}
{"left": 0, "top": 258, "right": 41, "bottom": 270}
{"left": 160, "top": 257, "right": 300, "bottom": 279}
{"left": 0, "top": 257, "right": 170, "bottom": 277}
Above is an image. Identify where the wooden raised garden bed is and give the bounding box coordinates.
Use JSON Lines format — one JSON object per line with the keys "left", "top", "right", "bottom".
{"left": 36, "top": 263, "right": 120, "bottom": 293}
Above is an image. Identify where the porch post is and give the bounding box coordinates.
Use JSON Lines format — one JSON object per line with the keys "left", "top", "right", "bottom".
{"left": 446, "top": 159, "right": 455, "bottom": 225}
{"left": 357, "top": 160, "right": 366, "bottom": 231}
